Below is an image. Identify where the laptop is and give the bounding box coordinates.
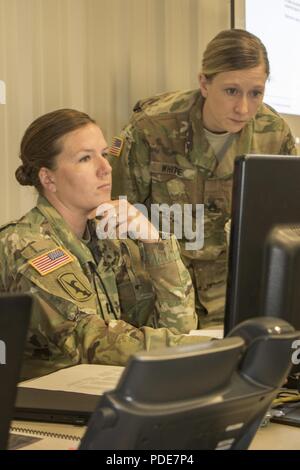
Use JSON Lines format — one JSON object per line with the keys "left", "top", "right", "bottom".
{"left": 14, "top": 363, "right": 124, "bottom": 425}
{"left": 0, "top": 293, "right": 32, "bottom": 449}
{"left": 14, "top": 388, "right": 100, "bottom": 425}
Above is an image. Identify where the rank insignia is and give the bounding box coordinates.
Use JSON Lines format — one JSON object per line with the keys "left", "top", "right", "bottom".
{"left": 109, "top": 136, "right": 124, "bottom": 157}
{"left": 29, "top": 247, "right": 73, "bottom": 276}
{"left": 57, "top": 272, "right": 93, "bottom": 301}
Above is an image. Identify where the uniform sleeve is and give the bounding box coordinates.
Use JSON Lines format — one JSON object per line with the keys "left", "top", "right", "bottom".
{"left": 280, "top": 122, "right": 298, "bottom": 155}
{"left": 0, "top": 251, "right": 6, "bottom": 290}
{"left": 138, "top": 235, "right": 198, "bottom": 333}
{"left": 76, "top": 314, "right": 207, "bottom": 367}
{"left": 109, "top": 122, "right": 152, "bottom": 204}
{"left": 0, "top": 235, "right": 13, "bottom": 291}
{"left": 22, "top": 291, "right": 209, "bottom": 379}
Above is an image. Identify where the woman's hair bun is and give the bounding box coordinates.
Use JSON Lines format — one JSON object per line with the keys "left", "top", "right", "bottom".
{"left": 15, "top": 164, "right": 34, "bottom": 186}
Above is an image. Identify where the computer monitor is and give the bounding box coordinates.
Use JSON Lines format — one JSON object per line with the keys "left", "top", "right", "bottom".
{"left": 80, "top": 317, "right": 298, "bottom": 450}
{"left": 225, "top": 155, "right": 300, "bottom": 348}
{"left": 0, "top": 294, "right": 32, "bottom": 449}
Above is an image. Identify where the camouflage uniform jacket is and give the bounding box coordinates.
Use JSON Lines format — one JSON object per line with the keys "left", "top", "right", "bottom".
{"left": 110, "top": 89, "right": 297, "bottom": 325}
{"left": 0, "top": 196, "right": 203, "bottom": 379}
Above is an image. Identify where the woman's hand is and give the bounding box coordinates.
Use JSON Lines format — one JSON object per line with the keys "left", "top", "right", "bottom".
{"left": 95, "top": 199, "right": 159, "bottom": 243}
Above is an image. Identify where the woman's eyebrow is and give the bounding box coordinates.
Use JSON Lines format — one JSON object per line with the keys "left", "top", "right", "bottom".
{"left": 75, "top": 148, "right": 94, "bottom": 154}
{"left": 73, "top": 146, "right": 109, "bottom": 156}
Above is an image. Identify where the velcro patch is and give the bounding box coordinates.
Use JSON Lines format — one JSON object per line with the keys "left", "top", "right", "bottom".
{"left": 57, "top": 272, "right": 93, "bottom": 301}
{"left": 29, "top": 247, "right": 73, "bottom": 276}
{"left": 109, "top": 136, "right": 124, "bottom": 157}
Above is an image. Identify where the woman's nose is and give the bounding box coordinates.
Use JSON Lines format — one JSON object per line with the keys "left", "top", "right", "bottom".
{"left": 96, "top": 155, "right": 112, "bottom": 176}
{"left": 235, "top": 95, "right": 249, "bottom": 115}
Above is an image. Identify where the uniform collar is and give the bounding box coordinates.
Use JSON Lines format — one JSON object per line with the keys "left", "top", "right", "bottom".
{"left": 188, "top": 92, "right": 255, "bottom": 177}
{"left": 188, "top": 92, "right": 216, "bottom": 175}
{"left": 36, "top": 195, "right": 95, "bottom": 265}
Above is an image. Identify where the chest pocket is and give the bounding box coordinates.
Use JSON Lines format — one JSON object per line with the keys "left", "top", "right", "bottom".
{"left": 18, "top": 240, "right": 97, "bottom": 320}
{"left": 203, "top": 178, "right": 232, "bottom": 239}
{"left": 150, "top": 159, "right": 201, "bottom": 206}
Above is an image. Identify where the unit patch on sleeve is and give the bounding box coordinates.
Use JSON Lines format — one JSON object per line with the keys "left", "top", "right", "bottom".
{"left": 29, "top": 247, "right": 74, "bottom": 276}
{"left": 57, "top": 272, "right": 93, "bottom": 301}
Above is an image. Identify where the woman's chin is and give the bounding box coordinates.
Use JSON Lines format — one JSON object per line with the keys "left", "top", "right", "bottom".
{"left": 87, "top": 208, "right": 97, "bottom": 220}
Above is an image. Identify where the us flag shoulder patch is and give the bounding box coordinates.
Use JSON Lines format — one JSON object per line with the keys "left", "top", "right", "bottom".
{"left": 109, "top": 136, "right": 124, "bottom": 157}
{"left": 29, "top": 247, "right": 74, "bottom": 276}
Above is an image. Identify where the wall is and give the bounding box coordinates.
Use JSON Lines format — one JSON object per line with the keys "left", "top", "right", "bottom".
{"left": 4, "top": 1, "right": 299, "bottom": 225}
{"left": 0, "top": 0, "right": 231, "bottom": 224}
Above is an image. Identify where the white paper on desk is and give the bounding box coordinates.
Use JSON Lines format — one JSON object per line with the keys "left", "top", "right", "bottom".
{"left": 18, "top": 364, "right": 124, "bottom": 395}
{"left": 189, "top": 328, "right": 224, "bottom": 339}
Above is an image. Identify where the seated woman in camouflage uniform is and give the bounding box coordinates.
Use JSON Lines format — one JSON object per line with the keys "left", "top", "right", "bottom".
{"left": 0, "top": 109, "right": 210, "bottom": 379}
{"left": 109, "top": 29, "right": 297, "bottom": 327}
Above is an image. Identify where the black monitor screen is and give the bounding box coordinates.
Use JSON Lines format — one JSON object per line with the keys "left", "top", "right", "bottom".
{"left": 225, "top": 154, "right": 300, "bottom": 336}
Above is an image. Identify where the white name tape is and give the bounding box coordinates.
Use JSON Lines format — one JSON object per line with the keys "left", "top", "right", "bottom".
{"left": 0, "top": 80, "right": 6, "bottom": 104}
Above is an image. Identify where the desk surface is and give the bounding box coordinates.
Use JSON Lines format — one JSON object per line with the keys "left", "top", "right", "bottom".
{"left": 250, "top": 422, "right": 300, "bottom": 450}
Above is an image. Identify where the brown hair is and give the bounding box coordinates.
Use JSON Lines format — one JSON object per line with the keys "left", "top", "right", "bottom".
{"left": 15, "top": 108, "right": 96, "bottom": 192}
{"left": 202, "top": 29, "right": 270, "bottom": 80}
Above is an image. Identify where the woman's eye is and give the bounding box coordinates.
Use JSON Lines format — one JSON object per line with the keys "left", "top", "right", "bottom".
{"left": 251, "top": 90, "right": 263, "bottom": 98}
{"left": 79, "top": 155, "right": 91, "bottom": 163}
{"left": 225, "top": 88, "right": 238, "bottom": 96}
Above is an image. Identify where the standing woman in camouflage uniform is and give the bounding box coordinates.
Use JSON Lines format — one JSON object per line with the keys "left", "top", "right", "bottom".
{"left": 110, "top": 29, "right": 297, "bottom": 327}
{"left": 0, "top": 109, "right": 210, "bottom": 379}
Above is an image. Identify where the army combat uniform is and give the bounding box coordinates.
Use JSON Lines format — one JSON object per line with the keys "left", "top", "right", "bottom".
{"left": 110, "top": 89, "right": 297, "bottom": 326}
{"left": 0, "top": 196, "right": 208, "bottom": 380}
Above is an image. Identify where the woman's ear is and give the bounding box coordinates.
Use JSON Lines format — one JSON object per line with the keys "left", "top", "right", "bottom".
{"left": 38, "top": 167, "right": 56, "bottom": 193}
{"left": 199, "top": 73, "right": 209, "bottom": 98}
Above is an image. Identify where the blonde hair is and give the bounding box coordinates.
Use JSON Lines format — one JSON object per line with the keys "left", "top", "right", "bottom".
{"left": 202, "top": 29, "right": 269, "bottom": 80}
